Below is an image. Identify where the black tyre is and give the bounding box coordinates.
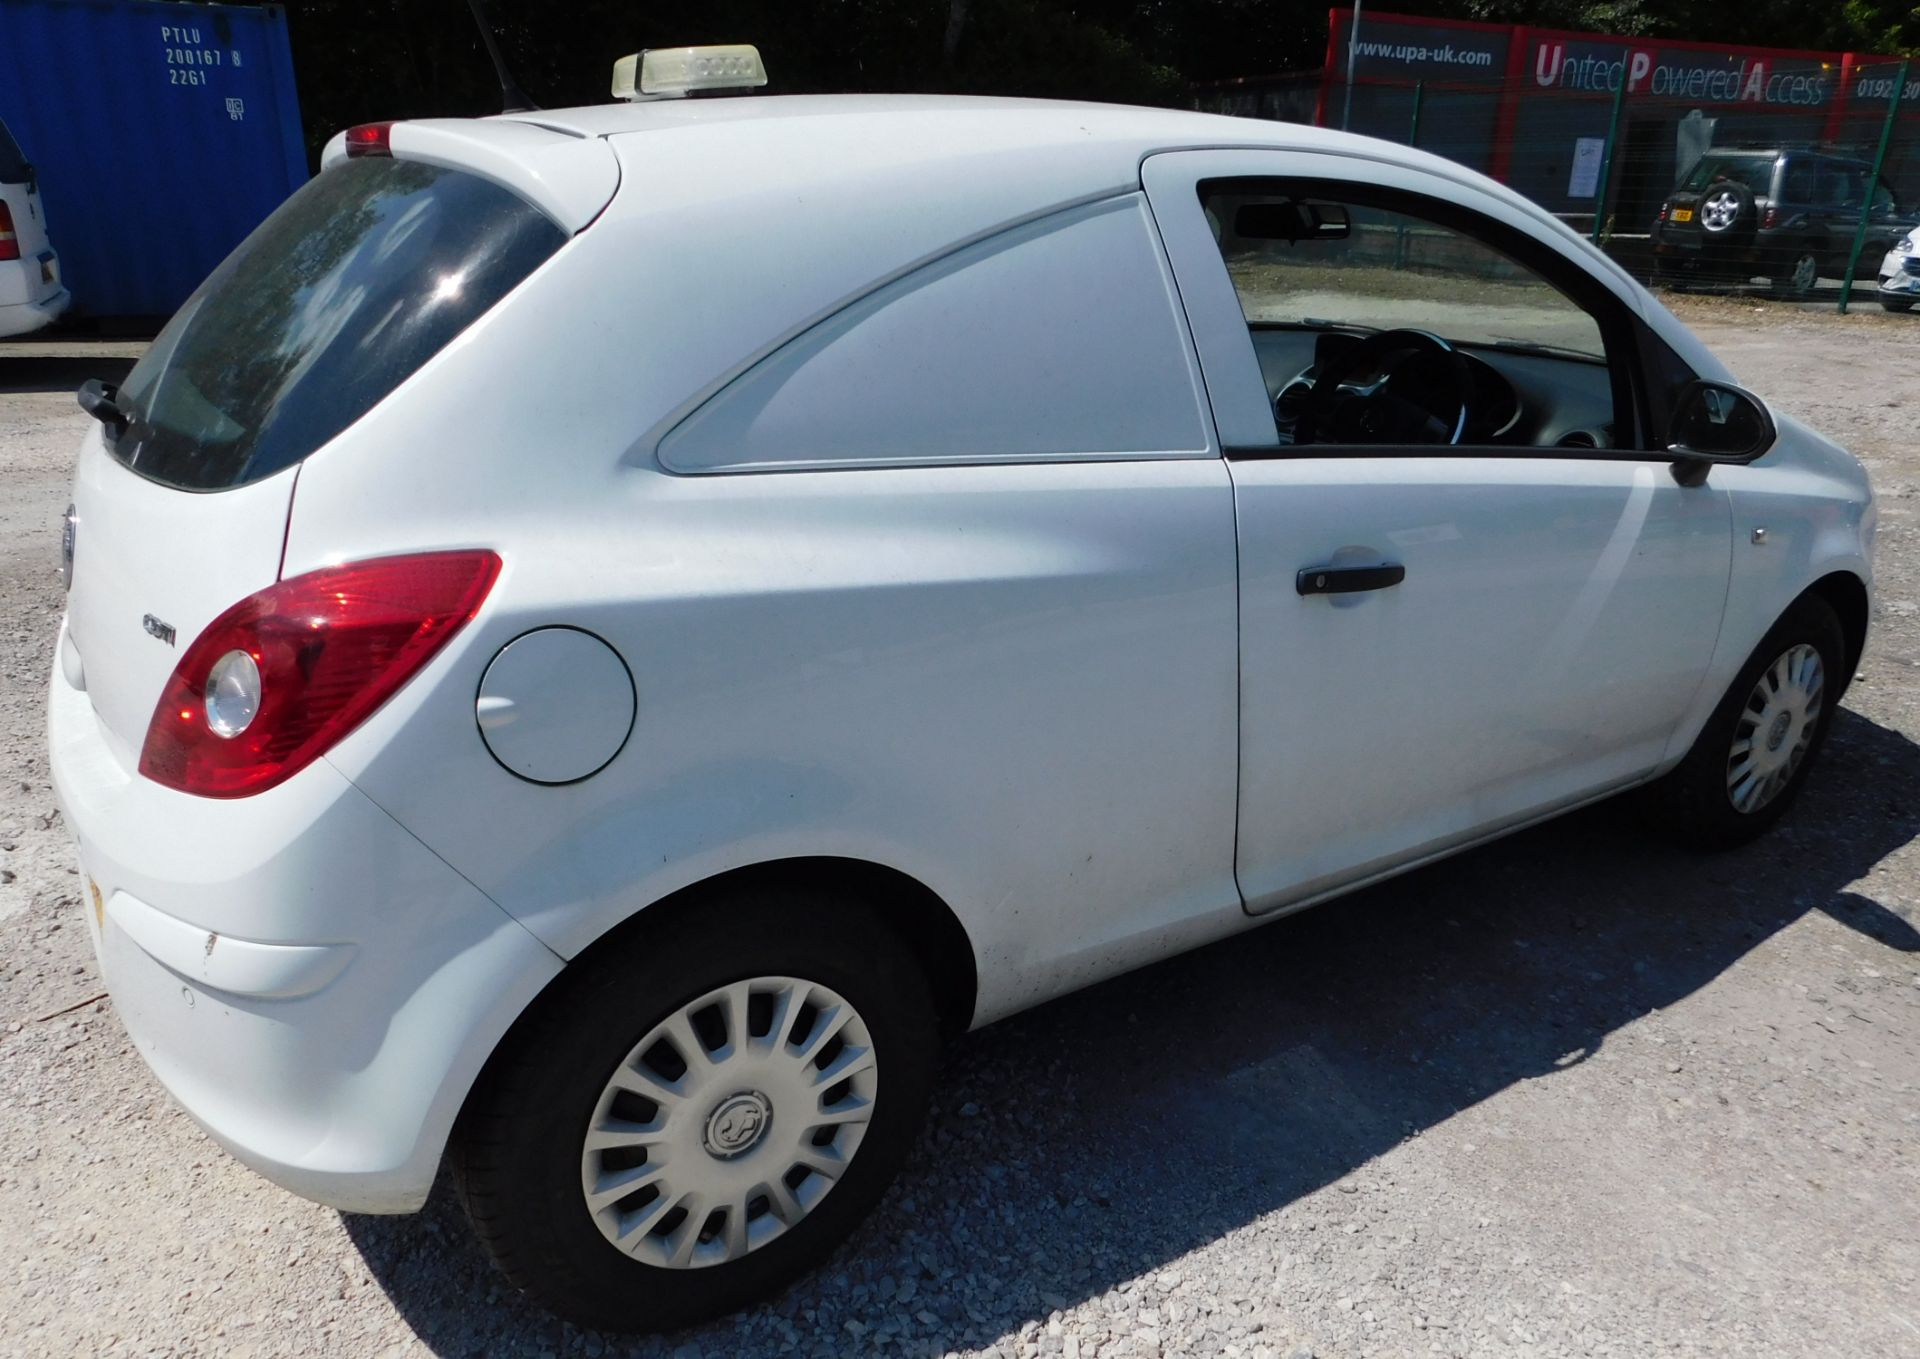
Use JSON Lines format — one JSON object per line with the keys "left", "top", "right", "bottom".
{"left": 452, "top": 887, "right": 941, "bottom": 1332}
{"left": 1880, "top": 293, "right": 1914, "bottom": 313}
{"left": 1770, "top": 246, "right": 1821, "bottom": 297}
{"left": 1641, "top": 594, "right": 1844, "bottom": 849}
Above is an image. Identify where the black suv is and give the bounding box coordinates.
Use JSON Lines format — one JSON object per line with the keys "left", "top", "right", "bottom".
{"left": 1651, "top": 147, "right": 1910, "bottom": 295}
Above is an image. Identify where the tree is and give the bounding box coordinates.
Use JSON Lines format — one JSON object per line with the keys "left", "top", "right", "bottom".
{"left": 1837, "top": 0, "right": 1920, "bottom": 53}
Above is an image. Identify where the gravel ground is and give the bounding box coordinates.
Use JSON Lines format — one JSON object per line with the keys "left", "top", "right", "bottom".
{"left": 2, "top": 303, "right": 1918, "bottom": 1359}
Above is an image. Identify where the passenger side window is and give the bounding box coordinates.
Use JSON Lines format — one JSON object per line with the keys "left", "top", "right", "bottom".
{"left": 1782, "top": 160, "right": 1816, "bottom": 204}
{"left": 1199, "top": 180, "right": 1624, "bottom": 451}
{"left": 658, "top": 195, "right": 1210, "bottom": 473}
{"left": 1817, "top": 164, "right": 1862, "bottom": 208}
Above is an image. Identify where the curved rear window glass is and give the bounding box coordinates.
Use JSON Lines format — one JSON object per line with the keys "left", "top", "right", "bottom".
{"left": 1679, "top": 153, "right": 1773, "bottom": 196}
{"left": 111, "top": 158, "right": 565, "bottom": 491}
{"left": 0, "top": 117, "right": 30, "bottom": 183}
{"left": 659, "top": 195, "right": 1209, "bottom": 472}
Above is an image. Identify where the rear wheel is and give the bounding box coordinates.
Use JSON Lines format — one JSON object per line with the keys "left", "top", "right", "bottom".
{"left": 453, "top": 888, "right": 940, "bottom": 1332}
{"left": 1641, "top": 595, "right": 1844, "bottom": 849}
{"left": 1772, "top": 248, "right": 1821, "bottom": 297}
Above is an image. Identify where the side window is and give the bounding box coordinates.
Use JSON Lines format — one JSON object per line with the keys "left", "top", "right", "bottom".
{"left": 1199, "top": 179, "right": 1627, "bottom": 451}
{"left": 1846, "top": 166, "right": 1873, "bottom": 209}
{"left": 1816, "top": 164, "right": 1857, "bottom": 207}
{"left": 658, "top": 195, "right": 1209, "bottom": 472}
{"left": 1782, "top": 159, "right": 1816, "bottom": 204}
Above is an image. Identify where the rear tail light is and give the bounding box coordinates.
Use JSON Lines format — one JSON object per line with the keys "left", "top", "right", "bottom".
{"left": 0, "top": 201, "right": 18, "bottom": 262}
{"left": 139, "top": 551, "right": 501, "bottom": 798}
{"left": 1656, "top": 203, "right": 1668, "bottom": 224}
{"left": 1761, "top": 205, "right": 1779, "bottom": 230}
{"left": 343, "top": 122, "right": 394, "bottom": 158}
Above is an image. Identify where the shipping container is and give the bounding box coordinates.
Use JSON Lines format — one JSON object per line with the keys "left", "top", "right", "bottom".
{"left": 0, "top": 0, "right": 305, "bottom": 320}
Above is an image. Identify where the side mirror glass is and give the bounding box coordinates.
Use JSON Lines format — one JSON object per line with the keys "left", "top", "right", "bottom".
{"left": 1668, "top": 379, "right": 1775, "bottom": 464}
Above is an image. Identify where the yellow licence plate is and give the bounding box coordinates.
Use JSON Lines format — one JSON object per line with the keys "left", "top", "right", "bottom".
{"left": 1671, "top": 207, "right": 1694, "bottom": 223}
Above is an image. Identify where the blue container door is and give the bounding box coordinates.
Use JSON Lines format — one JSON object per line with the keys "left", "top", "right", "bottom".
{"left": 0, "top": 0, "right": 307, "bottom": 318}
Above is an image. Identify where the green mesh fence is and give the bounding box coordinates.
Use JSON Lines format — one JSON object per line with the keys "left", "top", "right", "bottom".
{"left": 1200, "top": 61, "right": 1920, "bottom": 313}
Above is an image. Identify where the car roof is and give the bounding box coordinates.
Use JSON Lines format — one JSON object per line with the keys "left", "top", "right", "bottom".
{"left": 495, "top": 94, "right": 1623, "bottom": 257}
{"left": 504, "top": 92, "right": 1324, "bottom": 153}
{"left": 329, "top": 95, "right": 1461, "bottom": 230}
{"left": 1705, "top": 146, "right": 1869, "bottom": 167}
{"left": 497, "top": 94, "right": 1523, "bottom": 211}
{"left": 333, "top": 94, "right": 1615, "bottom": 270}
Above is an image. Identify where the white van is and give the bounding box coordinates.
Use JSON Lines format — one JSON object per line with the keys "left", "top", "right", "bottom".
{"left": 52, "top": 56, "right": 1876, "bottom": 1332}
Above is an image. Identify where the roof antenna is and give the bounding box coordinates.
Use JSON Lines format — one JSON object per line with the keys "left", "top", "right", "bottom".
{"left": 466, "top": 0, "right": 539, "bottom": 113}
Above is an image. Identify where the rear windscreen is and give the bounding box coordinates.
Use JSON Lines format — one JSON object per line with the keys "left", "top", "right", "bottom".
{"left": 1680, "top": 154, "right": 1774, "bottom": 197}
{"left": 110, "top": 157, "right": 566, "bottom": 491}
{"left": 0, "top": 118, "right": 30, "bottom": 183}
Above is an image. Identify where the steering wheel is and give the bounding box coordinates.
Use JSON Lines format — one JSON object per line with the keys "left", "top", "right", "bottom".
{"left": 1296, "top": 328, "right": 1473, "bottom": 447}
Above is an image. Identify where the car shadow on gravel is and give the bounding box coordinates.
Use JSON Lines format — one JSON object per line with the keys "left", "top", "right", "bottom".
{"left": 0, "top": 355, "right": 134, "bottom": 394}
{"left": 341, "top": 706, "right": 1920, "bottom": 1357}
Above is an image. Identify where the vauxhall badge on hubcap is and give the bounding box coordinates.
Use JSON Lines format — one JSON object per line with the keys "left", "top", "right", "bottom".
{"left": 703, "top": 1091, "right": 772, "bottom": 1159}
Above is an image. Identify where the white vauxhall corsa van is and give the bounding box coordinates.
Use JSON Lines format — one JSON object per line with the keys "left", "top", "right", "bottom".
{"left": 50, "top": 50, "right": 1874, "bottom": 1331}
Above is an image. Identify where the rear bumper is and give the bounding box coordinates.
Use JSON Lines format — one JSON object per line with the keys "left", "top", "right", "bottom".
{"left": 48, "top": 623, "right": 564, "bottom": 1212}
{"left": 0, "top": 284, "right": 69, "bottom": 338}
{"left": 1650, "top": 237, "right": 1745, "bottom": 272}
{"left": 1649, "top": 235, "right": 1791, "bottom": 270}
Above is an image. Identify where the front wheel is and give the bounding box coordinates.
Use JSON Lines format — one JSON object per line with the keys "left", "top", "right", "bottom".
{"left": 1641, "top": 595, "right": 1844, "bottom": 849}
{"left": 452, "top": 889, "right": 940, "bottom": 1332}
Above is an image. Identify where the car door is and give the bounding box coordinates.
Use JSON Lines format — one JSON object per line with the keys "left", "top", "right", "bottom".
{"left": 1144, "top": 150, "right": 1733, "bottom": 915}
{"left": 1816, "top": 161, "right": 1863, "bottom": 261}
{"left": 1828, "top": 161, "right": 1890, "bottom": 269}
{"left": 1843, "top": 163, "right": 1904, "bottom": 261}
{"left": 1778, "top": 155, "right": 1817, "bottom": 249}
{"left": 1869, "top": 173, "right": 1905, "bottom": 254}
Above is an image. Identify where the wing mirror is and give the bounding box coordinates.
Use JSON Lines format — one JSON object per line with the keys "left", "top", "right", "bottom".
{"left": 1667, "top": 380, "right": 1775, "bottom": 485}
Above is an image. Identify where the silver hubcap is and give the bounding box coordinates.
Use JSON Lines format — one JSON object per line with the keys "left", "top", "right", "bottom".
{"left": 1791, "top": 253, "right": 1818, "bottom": 292}
{"left": 1727, "top": 643, "right": 1823, "bottom": 814}
{"left": 1702, "top": 189, "right": 1741, "bottom": 231}
{"left": 580, "top": 976, "right": 878, "bottom": 1269}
